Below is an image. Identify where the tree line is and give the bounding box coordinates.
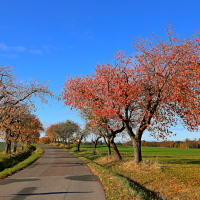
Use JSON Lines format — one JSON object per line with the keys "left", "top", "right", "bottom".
{"left": 62, "top": 24, "right": 200, "bottom": 163}
{"left": 45, "top": 118, "right": 108, "bottom": 154}
{"left": 0, "top": 64, "right": 53, "bottom": 154}
{"left": 123, "top": 138, "right": 200, "bottom": 148}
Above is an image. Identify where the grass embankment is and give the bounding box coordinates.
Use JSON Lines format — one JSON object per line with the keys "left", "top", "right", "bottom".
{"left": 0, "top": 144, "right": 43, "bottom": 179}
{"left": 50, "top": 143, "right": 200, "bottom": 200}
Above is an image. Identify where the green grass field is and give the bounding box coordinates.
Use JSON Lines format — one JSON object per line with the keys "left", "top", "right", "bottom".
{"left": 0, "top": 142, "right": 22, "bottom": 153}
{"left": 68, "top": 144, "right": 200, "bottom": 199}
{"left": 0, "top": 142, "right": 6, "bottom": 152}
{"left": 79, "top": 144, "right": 200, "bottom": 164}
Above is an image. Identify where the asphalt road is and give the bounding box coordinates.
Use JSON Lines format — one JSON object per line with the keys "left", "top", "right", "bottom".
{"left": 0, "top": 144, "right": 106, "bottom": 200}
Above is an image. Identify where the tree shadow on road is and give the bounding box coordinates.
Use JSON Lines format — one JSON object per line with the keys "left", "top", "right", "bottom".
{"left": 66, "top": 175, "right": 100, "bottom": 182}
{"left": 0, "top": 178, "right": 40, "bottom": 185}
{"left": 10, "top": 187, "right": 92, "bottom": 200}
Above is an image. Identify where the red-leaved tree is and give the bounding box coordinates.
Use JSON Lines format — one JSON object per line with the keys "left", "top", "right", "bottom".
{"left": 63, "top": 24, "right": 200, "bottom": 163}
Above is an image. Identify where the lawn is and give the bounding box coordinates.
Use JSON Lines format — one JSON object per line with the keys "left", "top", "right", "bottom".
{"left": 71, "top": 144, "right": 200, "bottom": 200}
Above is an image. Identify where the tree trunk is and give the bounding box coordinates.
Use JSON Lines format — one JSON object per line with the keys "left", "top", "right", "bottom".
{"left": 13, "top": 139, "right": 17, "bottom": 153}
{"left": 103, "top": 136, "right": 111, "bottom": 155}
{"left": 67, "top": 138, "right": 70, "bottom": 146}
{"left": 92, "top": 136, "right": 101, "bottom": 155}
{"left": 132, "top": 137, "right": 142, "bottom": 164}
{"left": 107, "top": 143, "right": 111, "bottom": 155}
{"left": 5, "top": 140, "right": 12, "bottom": 154}
{"left": 110, "top": 139, "right": 122, "bottom": 160}
{"left": 77, "top": 135, "right": 83, "bottom": 152}
{"left": 5, "top": 129, "right": 12, "bottom": 154}
{"left": 92, "top": 142, "right": 97, "bottom": 155}
{"left": 124, "top": 120, "right": 143, "bottom": 164}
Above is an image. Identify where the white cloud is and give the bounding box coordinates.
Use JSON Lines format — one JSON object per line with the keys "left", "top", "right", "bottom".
{"left": 0, "top": 43, "right": 9, "bottom": 51}
{"left": 0, "top": 42, "right": 26, "bottom": 52}
{"left": 0, "top": 54, "right": 18, "bottom": 58}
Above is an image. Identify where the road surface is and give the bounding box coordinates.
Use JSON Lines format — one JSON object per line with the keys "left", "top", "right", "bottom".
{"left": 0, "top": 144, "right": 106, "bottom": 200}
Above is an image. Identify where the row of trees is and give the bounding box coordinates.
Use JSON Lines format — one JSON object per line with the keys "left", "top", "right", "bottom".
{"left": 123, "top": 138, "right": 200, "bottom": 148}
{"left": 62, "top": 24, "right": 200, "bottom": 163}
{"left": 46, "top": 120, "right": 81, "bottom": 144}
{"left": 45, "top": 117, "right": 118, "bottom": 155}
{"left": 0, "top": 64, "right": 53, "bottom": 153}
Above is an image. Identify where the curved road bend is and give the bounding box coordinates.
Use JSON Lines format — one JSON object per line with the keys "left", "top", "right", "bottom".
{"left": 0, "top": 144, "right": 106, "bottom": 200}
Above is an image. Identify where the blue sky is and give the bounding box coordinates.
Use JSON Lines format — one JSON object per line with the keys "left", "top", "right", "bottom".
{"left": 0, "top": 0, "right": 200, "bottom": 141}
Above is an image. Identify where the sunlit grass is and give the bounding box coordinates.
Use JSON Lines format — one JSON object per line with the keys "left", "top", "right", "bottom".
{"left": 65, "top": 144, "right": 200, "bottom": 200}
{"left": 0, "top": 144, "right": 43, "bottom": 179}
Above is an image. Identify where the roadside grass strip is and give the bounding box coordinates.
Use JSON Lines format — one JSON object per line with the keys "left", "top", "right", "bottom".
{"left": 0, "top": 144, "right": 43, "bottom": 179}
{"left": 74, "top": 154, "right": 162, "bottom": 200}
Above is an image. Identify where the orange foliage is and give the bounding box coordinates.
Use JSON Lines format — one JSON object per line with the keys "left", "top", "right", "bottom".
{"left": 38, "top": 137, "right": 50, "bottom": 143}
{"left": 46, "top": 124, "right": 57, "bottom": 142}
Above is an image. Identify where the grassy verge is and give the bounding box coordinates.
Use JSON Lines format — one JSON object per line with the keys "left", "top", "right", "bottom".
{"left": 0, "top": 144, "right": 43, "bottom": 179}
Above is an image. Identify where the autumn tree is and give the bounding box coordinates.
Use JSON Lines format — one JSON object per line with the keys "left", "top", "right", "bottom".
{"left": 63, "top": 24, "right": 200, "bottom": 163}
{"left": 0, "top": 103, "right": 43, "bottom": 153}
{"left": 38, "top": 137, "right": 50, "bottom": 143}
{"left": 46, "top": 124, "right": 58, "bottom": 142}
{"left": 0, "top": 63, "right": 53, "bottom": 153}
{"left": 19, "top": 114, "right": 43, "bottom": 148}
{"left": 9, "top": 104, "right": 31, "bottom": 152}
{"left": 0, "top": 103, "right": 29, "bottom": 153}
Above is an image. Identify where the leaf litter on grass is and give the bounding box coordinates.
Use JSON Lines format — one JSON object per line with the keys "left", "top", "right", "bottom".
{"left": 95, "top": 154, "right": 200, "bottom": 200}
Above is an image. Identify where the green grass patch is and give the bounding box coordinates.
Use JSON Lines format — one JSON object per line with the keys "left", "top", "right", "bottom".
{"left": 0, "top": 144, "right": 43, "bottom": 179}
{"left": 0, "top": 142, "right": 22, "bottom": 153}
{"left": 0, "top": 142, "right": 6, "bottom": 152}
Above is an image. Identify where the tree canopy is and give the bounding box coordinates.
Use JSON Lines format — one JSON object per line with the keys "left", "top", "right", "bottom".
{"left": 63, "top": 24, "right": 200, "bottom": 163}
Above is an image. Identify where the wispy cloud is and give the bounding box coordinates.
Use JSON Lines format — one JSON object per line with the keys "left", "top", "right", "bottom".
{"left": 0, "top": 42, "right": 26, "bottom": 52}
{"left": 0, "top": 54, "right": 18, "bottom": 58}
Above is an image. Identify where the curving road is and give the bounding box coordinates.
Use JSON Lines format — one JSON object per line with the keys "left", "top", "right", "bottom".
{"left": 0, "top": 144, "right": 106, "bottom": 200}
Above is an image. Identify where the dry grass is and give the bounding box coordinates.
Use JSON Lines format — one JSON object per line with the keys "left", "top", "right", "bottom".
{"left": 96, "top": 155, "right": 161, "bottom": 170}
{"left": 96, "top": 157, "right": 200, "bottom": 199}
{"left": 59, "top": 143, "right": 68, "bottom": 148}
{"left": 96, "top": 155, "right": 119, "bottom": 167}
